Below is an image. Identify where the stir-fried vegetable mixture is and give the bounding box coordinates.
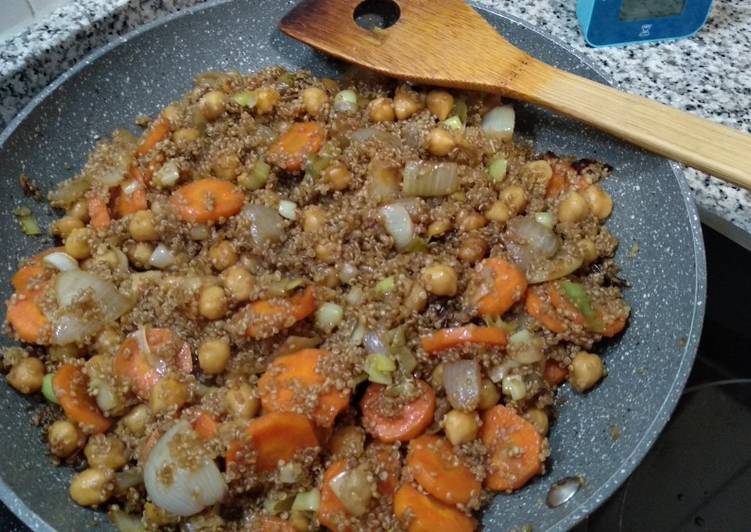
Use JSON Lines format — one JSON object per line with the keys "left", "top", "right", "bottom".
{"left": 3, "top": 67, "right": 629, "bottom": 531}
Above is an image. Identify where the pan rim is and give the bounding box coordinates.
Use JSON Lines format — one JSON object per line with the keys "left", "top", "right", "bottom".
{"left": 0, "top": 1, "right": 707, "bottom": 530}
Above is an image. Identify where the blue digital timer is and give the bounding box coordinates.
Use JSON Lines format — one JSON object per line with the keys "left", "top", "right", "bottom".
{"left": 577, "top": 0, "right": 713, "bottom": 47}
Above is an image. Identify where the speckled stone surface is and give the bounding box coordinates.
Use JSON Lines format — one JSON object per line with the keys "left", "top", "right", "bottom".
{"left": 1, "top": 0, "right": 749, "bottom": 244}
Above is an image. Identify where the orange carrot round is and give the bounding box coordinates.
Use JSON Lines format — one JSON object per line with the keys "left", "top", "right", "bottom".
{"left": 112, "top": 328, "right": 192, "bottom": 400}
{"left": 258, "top": 348, "right": 350, "bottom": 428}
{"left": 549, "top": 284, "right": 585, "bottom": 325}
{"left": 393, "top": 484, "right": 476, "bottom": 532}
{"left": 543, "top": 360, "right": 568, "bottom": 386}
{"left": 545, "top": 171, "right": 566, "bottom": 198}
{"left": 170, "top": 178, "right": 245, "bottom": 223}
{"left": 6, "top": 298, "right": 49, "bottom": 344}
{"left": 87, "top": 194, "right": 112, "bottom": 230}
{"left": 525, "top": 288, "right": 566, "bottom": 333}
{"left": 192, "top": 411, "right": 219, "bottom": 441}
{"left": 481, "top": 405, "right": 543, "bottom": 492}
{"left": 600, "top": 312, "right": 628, "bottom": 337}
{"left": 53, "top": 364, "right": 111, "bottom": 434}
{"left": 243, "top": 286, "right": 316, "bottom": 339}
{"left": 267, "top": 122, "right": 325, "bottom": 172}
{"left": 318, "top": 459, "right": 354, "bottom": 532}
{"left": 136, "top": 118, "right": 170, "bottom": 157}
{"left": 360, "top": 380, "right": 435, "bottom": 443}
{"left": 407, "top": 435, "right": 481, "bottom": 506}
{"left": 474, "top": 258, "right": 527, "bottom": 317}
{"left": 113, "top": 181, "right": 148, "bottom": 217}
{"left": 421, "top": 325, "right": 506, "bottom": 354}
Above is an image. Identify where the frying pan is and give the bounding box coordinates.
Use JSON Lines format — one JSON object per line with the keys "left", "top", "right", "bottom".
{"left": 0, "top": 0, "right": 706, "bottom": 530}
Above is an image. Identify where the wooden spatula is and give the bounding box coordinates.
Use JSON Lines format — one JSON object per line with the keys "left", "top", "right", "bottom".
{"left": 280, "top": 0, "right": 751, "bottom": 190}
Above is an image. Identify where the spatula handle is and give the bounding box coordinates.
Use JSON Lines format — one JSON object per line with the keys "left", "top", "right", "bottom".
{"left": 515, "top": 66, "right": 751, "bottom": 190}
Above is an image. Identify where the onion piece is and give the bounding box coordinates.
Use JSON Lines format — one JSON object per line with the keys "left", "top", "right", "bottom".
{"left": 345, "top": 286, "right": 364, "bottom": 306}
{"left": 350, "top": 128, "right": 400, "bottom": 148}
{"left": 329, "top": 465, "right": 374, "bottom": 516}
{"left": 154, "top": 159, "right": 180, "bottom": 188}
{"left": 110, "top": 509, "right": 145, "bottom": 532}
{"left": 243, "top": 205, "right": 285, "bottom": 246}
{"left": 149, "top": 244, "right": 175, "bottom": 269}
{"left": 508, "top": 330, "right": 544, "bottom": 363}
{"left": 316, "top": 302, "right": 344, "bottom": 333}
{"left": 489, "top": 359, "right": 520, "bottom": 383}
{"left": 481, "top": 105, "right": 515, "bottom": 141}
{"left": 381, "top": 203, "right": 415, "bottom": 251}
{"left": 534, "top": 212, "right": 556, "bottom": 229}
{"left": 363, "top": 330, "right": 388, "bottom": 355}
{"left": 527, "top": 247, "right": 584, "bottom": 284}
{"left": 96, "top": 152, "right": 130, "bottom": 187}
{"left": 443, "top": 359, "right": 481, "bottom": 411}
{"left": 189, "top": 225, "right": 210, "bottom": 241}
{"left": 278, "top": 200, "right": 297, "bottom": 221}
{"left": 508, "top": 216, "right": 560, "bottom": 259}
{"left": 144, "top": 421, "right": 227, "bottom": 517}
{"left": 49, "top": 176, "right": 91, "bottom": 207}
{"left": 502, "top": 374, "right": 526, "bottom": 401}
{"left": 338, "top": 263, "right": 358, "bottom": 283}
{"left": 402, "top": 160, "right": 459, "bottom": 197}
{"left": 350, "top": 320, "right": 367, "bottom": 346}
{"left": 42, "top": 252, "right": 78, "bottom": 272}
{"left": 334, "top": 90, "right": 358, "bottom": 112}
{"left": 291, "top": 488, "right": 321, "bottom": 512}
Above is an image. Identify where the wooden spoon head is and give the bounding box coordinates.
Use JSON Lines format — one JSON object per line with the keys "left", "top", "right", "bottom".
{"left": 279, "top": 0, "right": 534, "bottom": 94}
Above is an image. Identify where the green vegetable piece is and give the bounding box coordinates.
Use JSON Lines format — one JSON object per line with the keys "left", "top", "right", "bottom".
{"left": 443, "top": 116, "right": 463, "bottom": 130}
{"left": 374, "top": 276, "right": 396, "bottom": 295}
{"left": 291, "top": 488, "right": 320, "bottom": 512}
{"left": 15, "top": 207, "right": 41, "bottom": 236}
{"left": 487, "top": 158, "right": 508, "bottom": 182}
{"left": 453, "top": 99, "right": 468, "bottom": 125}
{"left": 42, "top": 374, "right": 59, "bottom": 404}
{"left": 364, "top": 353, "right": 396, "bottom": 385}
{"left": 277, "top": 72, "right": 296, "bottom": 86}
{"left": 232, "top": 90, "right": 257, "bottom": 107}
{"left": 242, "top": 160, "right": 271, "bottom": 191}
{"left": 264, "top": 493, "right": 295, "bottom": 515}
{"left": 305, "top": 155, "right": 330, "bottom": 179}
{"left": 561, "top": 281, "right": 595, "bottom": 319}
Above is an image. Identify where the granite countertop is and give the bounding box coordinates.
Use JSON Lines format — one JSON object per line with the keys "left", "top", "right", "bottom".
{"left": 0, "top": 0, "right": 750, "bottom": 246}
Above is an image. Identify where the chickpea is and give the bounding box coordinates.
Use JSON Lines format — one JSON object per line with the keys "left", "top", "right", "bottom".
{"left": 582, "top": 184, "right": 613, "bottom": 219}
{"left": 212, "top": 152, "right": 241, "bottom": 180}
{"left": 198, "top": 90, "right": 227, "bottom": 121}
{"left": 224, "top": 383, "right": 259, "bottom": 420}
{"left": 456, "top": 209, "right": 487, "bottom": 232}
{"left": 122, "top": 404, "right": 151, "bottom": 436}
{"left": 208, "top": 240, "right": 238, "bottom": 271}
{"left": 53, "top": 216, "right": 84, "bottom": 238}
{"left": 199, "top": 339, "right": 231, "bottom": 374}
{"left": 84, "top": 434, "right": 127, "bottom": 470}
{"left": 328, "top": 425, "right": 366, "bottom": 458}
{"left": 65, "top": 227, "right": 92, "bottom": 260}
{"left": 521, "top": 160, "right": 553, "bottom": 188}
{"left": 315, "top": 240, "right": 339, "bottom": 264}
{"left": 221, "top": 265, "right": 255, "bottom": 301}
{"left": 68, "top": 199, "right": 89, "bottom": 222}
{"left": 302, "top": 87, "right": 328, "bottom": 117}
{"left": 368, "top": 97, "right": 395, "bottom": 123}
{"left": 404, "top": 282, "right": 428, "bottom": 312}
{"left": 173, "top": 127, "right": 200, "bottom": 143}
{"left": 302, "top": 205, "right": 327, "bottom": 233}
{"left": 199, "top": 285, "right": 227, "bottom": 319}
{"left": 426, "top": 90, "right": 454, "bottom": 120}
{"left": 569, "top": 352, "right": 604, "bottom": 393}
{"left": 485, "top": 200, "right": 511, "bottom": 223}
{"left": 128, "top": 210, "right": 158, "bottom": 242}
{"left": 150, "top": 377, "right": 189, "bottom": 414}
{"left": 7, "top": 357, "right": 44, "bottom": 394}
{"left": 290, "top": 511, "right": 310, "bottom": 532}
{"left": 427, "top": 219, "right": 452, "bottom": 238}
{"left": 499, "top": 185, "right": 528, "bottom": 214}
{"left": 69, "top": 468, "right": 114, "bottom": 507}
{"left": 457, "top": 236, "right": 488, "bottom": 264}
{"left": 256, "top": 87, "right": 280, "bottom": 114}
{"left": 48, "top": 420, "right": 83, "bottom": 458}
{"left": 394, "top": 89, "right": 423, "bottom": 120}
{"left": 431, "top": 363, "right": 445, "bottom": 391}
{"left": 558, "top": 191, "right": 591, "bottom": 223}
{"left": 525, "top": 408, "right": 549, "bottom": 436}
{"left": 443, "top": 409, "right": 479, "bottom": 445}
{"left": 127, "top": 242, "right": 154, "bottom": 269}
{"left": 421, "top": 264, "right": 458, "bottom": 296}
{"left": 578, "top": 238, "right": 598, "bottom": 265}
{"left": 322, "top": 161, "right": 353, "bottom": 191}
{"left": 477, "top": 379, "right": 501, "bottom": 410}
{"left": 426, "top": 128, "right": 455, "bottom": 156}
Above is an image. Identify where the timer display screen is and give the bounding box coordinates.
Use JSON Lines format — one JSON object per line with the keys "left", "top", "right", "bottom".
{"left": 620, "top": 0, "right": 687, "bottom": 21}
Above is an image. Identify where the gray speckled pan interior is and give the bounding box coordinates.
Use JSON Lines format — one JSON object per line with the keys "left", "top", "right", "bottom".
{"left": 0, "top": 1, "right": 706, "bottom": 530}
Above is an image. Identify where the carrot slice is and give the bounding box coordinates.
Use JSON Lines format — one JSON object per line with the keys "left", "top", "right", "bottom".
{"left": 407, "top": 435, "right": 481, "bottom": 506}
{"left": 258, "top": 348, "right": 349, "bottom": 428}
{"left": 136, "top": 118, "right": 170, "bottom": 157}
{"left": 421, "top": 325, "right": 506, "bottom": 354}
{"left": 545, "top": 171, "right": 566, "bottom": 198}
{"left": 192, "top": 411, "right": 218, "bottom": 441}
{"left": 11, "top": 263, "right": 46, "bottom": 294}
{"left": 255, "top": 516, "right": 297, "bottom": 532}
{"left": 87, "top": 195, "right": 111, "bottom": 230}
{"left": 601, "top": 313, "right": 628, "bottom": 337}
{"left": 170, "top": 178, "right": 245, "bottom": 223}
{"left": 474, "top": 258, "right": 527, "bottom": 317}
{"left": 318, "top": 459, "right": 353, "bottom": 532}
{"left": 243, "top": 286, "right": 316, "bottom": 339}
{"left": 227, "top": 412, "right": 318, "bottom": 473}
{"left": 481, "top": 405, "right": 543, "bottom": 492}
{"left": 52, "top": 364, "right": 111, "bottom": 434}
{"left": 360, "top": 380, "right": 435, "bottom": 443}
{"left": 543, "top": 360, "right": 568, "bottom": 386}
{"left": 371, "top": 442, "right": 402, "bottom": 497}
{"left": 394, "top": 484, "right": 476, "bottom": 532}
{"left": 113, "top": 182, "right": 148, "bottom": 217}
{"left": 112, "top": 328, "right": 192, "bottom": 400}
{"left": 6, "top": 298, "right": 49, "bottom": 344}
{"left": 525, "top": 288, "right": 566, "bottom": 333}
{"left": 549, "top": 284, "right": 586, "bottom": 325}
{"left": 267, "top": 122, "right": 326, "bottom": 172}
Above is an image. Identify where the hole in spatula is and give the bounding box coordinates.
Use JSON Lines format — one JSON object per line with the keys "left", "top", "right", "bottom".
{"left": 353, "top": 0, "right": 400, "bottom": 30}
